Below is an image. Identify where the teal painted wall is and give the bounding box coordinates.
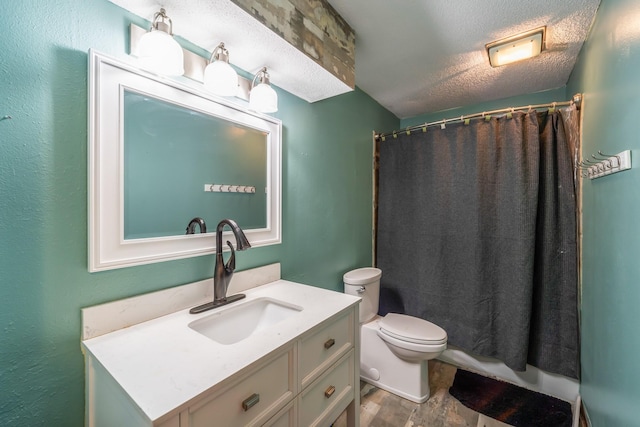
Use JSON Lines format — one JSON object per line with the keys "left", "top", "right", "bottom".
{"left": 567, "top": 0, "right": 640, "bottom": 424}
{"left": 0, "top": 1, "right": 398, "bottom": 425}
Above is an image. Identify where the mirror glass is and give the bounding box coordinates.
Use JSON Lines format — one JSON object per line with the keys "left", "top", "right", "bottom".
{"left": 123, "top": 90, "right": 267, "bottom": 239}
{"left": 88, "top": 50, "right": 281, "bottom": 272}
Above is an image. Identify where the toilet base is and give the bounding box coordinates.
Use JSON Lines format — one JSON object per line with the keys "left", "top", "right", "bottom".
{"left": 360, "top": 317, "right": 431, "bottom": 403}
{"left": 361, "top": 372, "right": 430, "bottom": 404}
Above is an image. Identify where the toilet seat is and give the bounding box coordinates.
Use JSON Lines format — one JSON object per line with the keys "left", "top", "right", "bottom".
{"left": 378, "top": 313, "right": 447, "bottom": 345}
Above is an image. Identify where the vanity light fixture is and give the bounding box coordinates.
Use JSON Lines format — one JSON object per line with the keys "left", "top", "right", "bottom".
{"left": 486, "top": 27, "right": 546, "bottom": 67}
{"left": 136, "top": 8, "right": 184, "bottom": 76}
{"left": 203, "top": 42, "right": 239, "bottom": 96}
{"left": 249, "top": 67, "right": 278, "bottom": 113}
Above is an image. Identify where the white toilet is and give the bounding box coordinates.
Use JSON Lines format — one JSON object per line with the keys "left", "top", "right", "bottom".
{"left": 343, "top": 267, "right": 447, "bottom": 403}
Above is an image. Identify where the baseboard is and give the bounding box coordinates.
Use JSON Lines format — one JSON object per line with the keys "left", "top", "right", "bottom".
{"left": 573, "top": 395, "right": 581, "bottom": 427}
{"left": 580, "top": 400, "right": 592, "bottom": 427}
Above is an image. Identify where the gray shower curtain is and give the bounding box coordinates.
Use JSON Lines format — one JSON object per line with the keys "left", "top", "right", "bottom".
{"left": 376, "top": 109, "right": 579, "bottom": 379}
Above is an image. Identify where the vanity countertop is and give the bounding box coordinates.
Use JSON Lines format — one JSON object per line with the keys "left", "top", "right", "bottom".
{"left": 81, "top": 280, "right": 360, "bottom": 422}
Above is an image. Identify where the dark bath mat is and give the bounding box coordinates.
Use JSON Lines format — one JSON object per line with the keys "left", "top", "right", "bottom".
{"left": 449, "top": 369, "right": 572, "bottom": 427}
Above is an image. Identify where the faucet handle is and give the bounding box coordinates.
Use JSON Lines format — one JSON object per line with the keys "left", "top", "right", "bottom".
{"left": 224, "top": 240, "right": 236, "bottom": 272}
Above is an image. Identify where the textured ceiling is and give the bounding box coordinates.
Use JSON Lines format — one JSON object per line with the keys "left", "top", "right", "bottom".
{"left": 328, "top": 0, "right": 601, "bottom": 118}
{"left": 110, "top": 0, "right": 600, "bottom": 119}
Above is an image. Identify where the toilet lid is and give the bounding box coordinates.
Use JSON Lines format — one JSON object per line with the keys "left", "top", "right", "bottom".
{"left": 343, "top": 267, "right": 382, "bottom": 285}
{"left": 379, "top": 313, "right": 447, "bottom": 345}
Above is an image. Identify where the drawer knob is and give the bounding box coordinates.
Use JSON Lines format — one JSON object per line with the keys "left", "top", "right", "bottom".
{"left": 324, "top": 338, "right": 335, "bottom": 349}
{"left": 242, "top": 393, "right": 260, "bottom": 411}
{"left": 324, "top": 385, "right": 336, "bottom": 398}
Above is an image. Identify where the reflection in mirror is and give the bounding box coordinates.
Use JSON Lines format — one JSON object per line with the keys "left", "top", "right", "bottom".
{"left": 123, "top": 90, "right": 267, "bottom": 239}
{"left": 88, "top": 50, "right": 281, "bottom": 272}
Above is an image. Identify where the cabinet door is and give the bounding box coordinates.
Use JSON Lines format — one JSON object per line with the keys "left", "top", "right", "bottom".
{"left": 299, "top": 350, "right": 355, "bottom": 427}
{"left": 187, "top": 348, "right": 294, "bottom": 427}
{"left": 299, "top": 310, "right": 354, "bottom": 389}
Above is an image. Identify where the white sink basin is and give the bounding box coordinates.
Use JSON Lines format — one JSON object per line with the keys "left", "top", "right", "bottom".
{"left": 188, "top": 297, "right": 303, "bottom": 345}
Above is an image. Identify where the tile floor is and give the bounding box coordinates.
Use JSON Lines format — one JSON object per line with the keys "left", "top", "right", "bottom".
{"left": 333, "top": 359, "right": 562, "bottom": 427}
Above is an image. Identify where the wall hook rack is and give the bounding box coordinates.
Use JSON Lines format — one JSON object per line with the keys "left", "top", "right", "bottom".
{"left": 204, "top": 183, "right": 256, "bottom": 193}
{"left": 579, "top": 150, "right": 631, "bottom": 180}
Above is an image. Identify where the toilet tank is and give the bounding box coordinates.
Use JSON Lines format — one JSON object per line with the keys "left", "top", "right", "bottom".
{"left": 343, "top": 267, "right": 381, "bottom": 323}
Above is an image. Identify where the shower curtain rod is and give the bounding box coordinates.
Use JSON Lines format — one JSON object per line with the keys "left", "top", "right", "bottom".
{"left": 375, "top": 93, "right": 582, "bottom": 141}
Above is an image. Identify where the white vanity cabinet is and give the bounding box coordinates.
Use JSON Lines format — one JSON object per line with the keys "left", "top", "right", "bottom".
{"left": 183, "top": 310, "right": 357, "bottom": 427}
{"left": 82, "top": 279, "right": 360, "bottom": 427}
{"left": 184, "top": 346, "right": 295, "bottom": 427}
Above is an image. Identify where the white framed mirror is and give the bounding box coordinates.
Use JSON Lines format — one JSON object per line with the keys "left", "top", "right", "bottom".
{"left": 88, "top": 50, "right": 281, "bottom": 272}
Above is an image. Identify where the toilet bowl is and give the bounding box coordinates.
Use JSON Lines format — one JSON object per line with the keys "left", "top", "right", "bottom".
{"left": 343, "top": 268, "right": 447, "bottom": 403}
{"left": 377, "top": 313, "right": 447, "bottom": 362}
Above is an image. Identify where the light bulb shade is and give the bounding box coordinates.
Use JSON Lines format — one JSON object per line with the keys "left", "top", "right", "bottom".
{"left": 137, "top": 29, "right": 184, "bottom": 76}
{"left": 486, "top": 27, "right": 545, "bottom": 68}
{"left": 204, "top": 61, "right": 238, "bottom": 96}
{"left": 250, "top": 83, "right": 278, "bottom": 113}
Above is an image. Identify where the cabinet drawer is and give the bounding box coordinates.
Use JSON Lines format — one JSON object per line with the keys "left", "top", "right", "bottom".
{"left": 187, "top": 349, "right": 293, "bottom": 427}
{"left": 299, "top": 350, "right": 355, "bottom": 427}
{"left": 156, "top": 414, "right": 179, "bottom": 427}
{"left": 299, "top": 310, "right": 353, "bottom": 388}
{"left": 262, "top": 400, "right": 296, "bottom": 427}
